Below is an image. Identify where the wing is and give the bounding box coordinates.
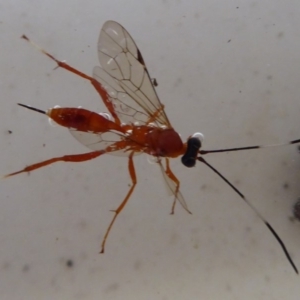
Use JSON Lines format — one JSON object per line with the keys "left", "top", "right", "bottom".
{"left": 69, "top": 129, "right": 119, "bottom": 151}
{"left": 68, "top": 112, "right": 134, "bottom": 156}
{"left": 69, "top": 128, "right": 125, "bottom": 156}
{"left": 69, "top": 128, "right": 142, "bottom": 156}
{"left": 93, "top": 20, "right": 171, "bottom": 126}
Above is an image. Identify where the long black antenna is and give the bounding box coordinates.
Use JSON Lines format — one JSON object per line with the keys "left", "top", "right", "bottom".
{"left": 17, "top": 103, "right": 46, "bottom": 115}
{"left": 200, "top": 139, "right": 300, "bottom": 155}
{"left": 197, "top": 156, "right": 298, "bottom": 274}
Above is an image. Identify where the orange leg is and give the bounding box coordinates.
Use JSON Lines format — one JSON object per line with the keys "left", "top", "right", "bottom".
{"left": 164, "top": 158, "right": 181, "bottom": 214}
{"left": 100, "top": 152, "right": 137, "bottom": 253}
{"left": 4, "top": 151, "right": 104, "bottom": 178}
{"left": 157, "top": 158, "right": 191, "bottom": 214}
{"left": 21, "top": 35, "right": 121, "bottom": 125}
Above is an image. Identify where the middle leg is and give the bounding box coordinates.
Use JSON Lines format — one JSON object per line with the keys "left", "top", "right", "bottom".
{"left": 100, "top": 152, "right": 137, "bottom": 253}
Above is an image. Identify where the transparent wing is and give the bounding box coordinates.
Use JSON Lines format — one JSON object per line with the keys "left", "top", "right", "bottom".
{"left": 93, "top": 20, "right": 171, "bottom": 126}
{"left": 69, "top": 129, "right": 135, "bottom": 156}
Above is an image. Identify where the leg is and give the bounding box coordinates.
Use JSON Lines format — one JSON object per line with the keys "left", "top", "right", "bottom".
{"left": 164, "top": 158, "right": 181, "bottom": 214}
{"left": 21, "top": 35, "right": 121, "bottom": 125}
{"left": 22, "top": 35, "right": 94, "bottom": 81}
{"left": 4, "top": 151, "right": 103, "bottom": 178}
{"left": 158, "top": 158, "right": 191, "bottom": 214}
{"left": 100, "top": 152, "right": 137, "bottom": 253}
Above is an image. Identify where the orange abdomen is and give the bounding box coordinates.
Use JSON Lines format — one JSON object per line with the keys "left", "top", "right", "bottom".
{"left": 47, "top": 107, "right": 123, "bottom": 133}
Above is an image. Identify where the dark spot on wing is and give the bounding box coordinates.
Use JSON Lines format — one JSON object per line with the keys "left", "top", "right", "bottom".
{"left": 137, "top": 49, "right": 145, "bottom": 65}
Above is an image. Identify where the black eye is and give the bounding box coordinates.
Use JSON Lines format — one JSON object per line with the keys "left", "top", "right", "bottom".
{"left": 181, "top": 137, "right": 201, "bottom": 168}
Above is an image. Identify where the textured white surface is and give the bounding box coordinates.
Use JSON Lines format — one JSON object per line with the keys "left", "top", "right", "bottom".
{"left": 1, "top": 1, "right": 300, "bottom": 299}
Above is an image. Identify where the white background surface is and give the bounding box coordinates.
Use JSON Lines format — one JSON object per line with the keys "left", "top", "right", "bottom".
{"left": 1, "top": 1, "right": 300, "bottom": 299}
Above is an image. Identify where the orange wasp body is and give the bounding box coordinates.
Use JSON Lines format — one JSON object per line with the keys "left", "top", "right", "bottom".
{"left": 5, "top": 21, "right": 300, "bottom": 273}
{"left": 47, "top": 106, "right": 185, "bottom": 158}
